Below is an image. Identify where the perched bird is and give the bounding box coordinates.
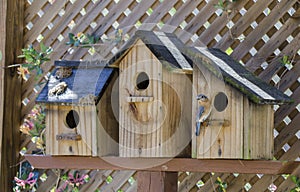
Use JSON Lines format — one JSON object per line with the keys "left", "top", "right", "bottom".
{"left": 195, "top": 94, "right": 212, "bottom": 136}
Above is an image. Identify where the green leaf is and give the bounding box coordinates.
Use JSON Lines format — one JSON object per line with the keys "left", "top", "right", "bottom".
{"left": 106, "top": 175, "right": 113, "bottom": 184}
{"left": 0, "top": 51, "right": 2, "bottom": 61}
{"left": 25, "top": 55, "right": 34, "bottom": 63}
{"left": 291, "top": 176, "right": 299, "bottom": 184}
{"left": 68, "top": 33, "right": 75, "bottom": 39}
{"left": 40, "top": 42, "right": 47, "bottom": 53}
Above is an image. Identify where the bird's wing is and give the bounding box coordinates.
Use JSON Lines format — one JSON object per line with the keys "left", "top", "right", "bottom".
{"left": 196, "top": 106, "right": 205, "bottom": 122}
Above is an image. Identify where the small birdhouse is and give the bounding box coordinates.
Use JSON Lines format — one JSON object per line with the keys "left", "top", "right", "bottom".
{"left": 36, "top": 61, "right": 119, "bottom": 156}
{"left": 109, "top": 30, "right": 193, "bottom": 157}
{"left": 186, "top": 47, "right": 292, "bottom": 159}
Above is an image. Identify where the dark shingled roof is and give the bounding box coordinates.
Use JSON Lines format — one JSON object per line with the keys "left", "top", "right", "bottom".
{"left": 108, "top": 30, "right": 193, "bottom": 71}
{"left": 37, "top": 31, "right": 292, "bottom": 105}
{"left": 36, "top": 60, "right": 114, "bottom": 105}
{"left": 109, "top": 30, "right": 292, "bottom": 105}
{"left": 185, "top": 47, "right": 292, "bottom": 104}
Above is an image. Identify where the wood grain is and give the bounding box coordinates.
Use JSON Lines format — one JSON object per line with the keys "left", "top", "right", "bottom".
{"left": 25, "top": 155, "right": 300, "bottom": 175}
{"left": 0, "top": 0, "right": 23, "bottom": 191}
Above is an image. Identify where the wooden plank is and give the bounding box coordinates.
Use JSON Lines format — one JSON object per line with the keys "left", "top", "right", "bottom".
{"left": 25, "top": 155, "right": 300, "bottom": 175}
{"left": 97, "top": 72, "right": 119, "bottom": 156}
{"left": 231, "top": 0, "right": 297, "bottom": 63}
{"left": 24, "top": 0, "right": 67, "bottom": 44}
{"left": 25, "top": 0, "right": 47, "bottom": 23}
{"left": 162, "top": 0, "right": 201, "bottom": 32}
{"left": 251, "top": 19, "right": 300, "bottom": 76}
{"left": 278, "top": 139, "right": 300, "bottom": 160}
{"left": 274, "top": 113, "right": 300, "bottom": 152}
{"left": 137, "top": 171, "right": 178, "bottom": 192}
{"left": 276, "top": 166, "right": 300, "bottom": 191}
{"left": 198, "top": 0, "right": 247, "bottom": 46}
{"left": 216, "top": 0, "right": 272, "bottom": 50}
{"left": 177, "top": 0, "right": 217, "bottom": 43}
{"left": 42, "top": 0, "right": 90, "bottom": 44}
{"left": 178, "top": 172, "right": 205, "bottom": 192}
{"left": 139, "top": 0, "right": 178, "bottom": 30}
{"left": 274, "top": 87, "right": 300, "bottom": 126}
{"left": 79, "top": 170, "right": 108, "bottom": 192}
{"left": 36, "top": 170, "right": 58, "bottom": 192}
{"left": 258, "top": 32, "right": 300, "bottom": 82}
{"left": 0, "top": 0, "right": 23, "bottom": 191}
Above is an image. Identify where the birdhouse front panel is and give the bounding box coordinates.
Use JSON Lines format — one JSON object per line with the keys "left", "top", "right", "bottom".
{"left": 119, "top": 40, "right": 164, "bottom": 157}
{"left": 45, "top": 105, "right": 97, "bottom": 156}
{"left": 192, "top": 65, "right": 244, "bottom": 159}
{"left": 118, "top": 39, "right": 192, "bottom": 157}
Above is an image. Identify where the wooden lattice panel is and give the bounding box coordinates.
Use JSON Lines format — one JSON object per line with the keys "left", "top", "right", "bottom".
{"left": 21, "top": 0, "right": 300, "bottom": 191}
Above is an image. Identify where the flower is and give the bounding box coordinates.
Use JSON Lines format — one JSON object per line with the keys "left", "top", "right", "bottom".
{"left": 17, "top": 66, "right": 30, "bottom": 81}
{"left": 14, "top": 172, "right": 37, "bottom": 190}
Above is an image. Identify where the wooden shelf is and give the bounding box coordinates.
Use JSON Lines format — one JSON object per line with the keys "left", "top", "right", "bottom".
{"left": 126, "top": 96, "right": 154, "bottom": 102}
{"left": 25, "top": 155, "right": 299, "bottom": 174}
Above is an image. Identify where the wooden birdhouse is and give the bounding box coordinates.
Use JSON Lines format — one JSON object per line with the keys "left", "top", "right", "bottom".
{"left": 36, "top": 61, "right": 119, "bottom": 156}
{"left": 186, "top": 47, "right": 292, "bottom": 159}
{"left": 109, "top": 30, "right": 193, "bottom": 157}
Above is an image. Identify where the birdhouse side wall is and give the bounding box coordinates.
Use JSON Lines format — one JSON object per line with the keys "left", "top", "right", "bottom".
{"left": 243, "top": 100, "right": 274, "bottom": 159}
{"left": 45, "top": 104, "right": 97, "bottom": 156}
{"left": 96, "top": 71, "right": 119, "bottom": 156}
{"left": 161, "top": 68, "right": 192, "bottom": 157}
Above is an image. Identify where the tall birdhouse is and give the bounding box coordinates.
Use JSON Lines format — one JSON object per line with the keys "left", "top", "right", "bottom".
{"left": 109, "top": 31, "right": 193, "bottom": 157}
{"left": 36, "top": 61, "right": 119, "bottom": 156}
{"left": 185, "top": 47, "right": 292, "bottom": 159}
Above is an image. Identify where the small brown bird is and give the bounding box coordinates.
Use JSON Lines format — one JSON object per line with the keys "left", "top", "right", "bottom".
{"left": 195, "top": 94, "right": 212, "bottom": 136}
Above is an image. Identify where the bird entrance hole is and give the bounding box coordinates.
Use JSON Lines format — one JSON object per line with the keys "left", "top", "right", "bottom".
{"left": 214, "top": 92, "right": 228, "bottom": 112}
{"left": 65, "top": 110, "right": 80, "bottom": 129}
{"left": 136, "top": 72, "right": 149, "bottom": 90}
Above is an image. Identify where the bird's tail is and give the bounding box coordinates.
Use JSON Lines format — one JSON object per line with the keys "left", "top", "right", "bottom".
{"left": 195, "top": 122, "right": 201, "bottom": 136}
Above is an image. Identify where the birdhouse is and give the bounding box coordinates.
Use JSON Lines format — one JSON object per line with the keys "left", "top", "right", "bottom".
{"left": 36, "top": 61, "right": 119, "bottom": 156}
{"left": 186, "top": 47, "right": 292, "bottom": 159}
{"left": 109, "top": 30, "right": 193, "bottom": 157}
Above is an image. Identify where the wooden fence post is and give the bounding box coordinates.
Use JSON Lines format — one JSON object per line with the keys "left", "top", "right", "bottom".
{"left": 137, "top": 171, "right": 178, "bottom": 192}
{"left": 0, "top": 0, "right": 24, "bottom": 191}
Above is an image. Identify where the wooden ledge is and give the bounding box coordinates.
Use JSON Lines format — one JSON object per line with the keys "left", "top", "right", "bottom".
{"left": 126, "top": 96, "right": 154, "bottom": 102}
{"left": 24, "top": 155, "right": 299, "bottom": 174}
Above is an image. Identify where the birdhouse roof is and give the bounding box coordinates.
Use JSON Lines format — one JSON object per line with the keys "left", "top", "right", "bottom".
{"left": 185, "top": 47, "right": 292, "bottom": 105}
{"left": 36, "top": 60, "right": 115, "bottom": 105}
{"left": 108, "top": 30, "right": 193, "bottom": 72}
{"left": 109, "top": 30, "right": 291, "bottom": 104}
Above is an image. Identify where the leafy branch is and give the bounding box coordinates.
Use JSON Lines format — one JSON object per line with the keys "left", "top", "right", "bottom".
{"left": 15, "top": 43, "right": 53, "bottom": 80}
{"left": 66, "top": 32, "right": 100, "bottom": 48}
{"left": 291, "top": 175, "right": 300, "bottom": 192}
{"left": 214, "top": 0, "right": 238, "bottom": 14}
{"left": 215, "top": 177, "right": 227, "bottom": 192}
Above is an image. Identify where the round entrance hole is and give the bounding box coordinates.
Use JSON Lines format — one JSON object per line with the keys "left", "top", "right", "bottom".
{"left": 214, "top": 92, "right": 228, "bottom": 112}
{"left": 65, "top": 110, "right": 80, "bottom": 129}
{"left": 136, "top": 72, "right": 150, "bottom": 90}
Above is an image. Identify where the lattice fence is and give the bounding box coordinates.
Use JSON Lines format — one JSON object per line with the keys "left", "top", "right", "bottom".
{"left": 19, "top": 0, "right": 300, "bottom": 191}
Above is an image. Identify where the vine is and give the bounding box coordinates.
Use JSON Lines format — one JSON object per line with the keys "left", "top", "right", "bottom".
{"left": 11, "top": 29, "right": 127, "bottom": 191}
